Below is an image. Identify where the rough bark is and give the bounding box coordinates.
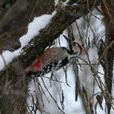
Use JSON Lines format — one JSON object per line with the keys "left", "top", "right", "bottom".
{"left": 100, "top": 1, "right": 114, "bottom": 114}
{"left": 0, "top": 0, "right": 101, "bottom": 114}
{"left": 0, "top": 0, "right": 54, "bottom": 114}
{"left": 0, "top": 0, "right": 53, "bottom": 52}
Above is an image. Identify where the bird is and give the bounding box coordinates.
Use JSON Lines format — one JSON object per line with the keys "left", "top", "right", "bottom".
{"left": 25, "top": 41, "right": 82, "bottom": 77}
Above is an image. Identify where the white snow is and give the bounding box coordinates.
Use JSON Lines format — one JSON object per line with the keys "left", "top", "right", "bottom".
{"left": 20, "top": 14, "right": 54, "bottom": 47}
{"left": 0, "top": 14, "right": 54, "bottom": 71}
{"left": 0, "top": 6, "right": 113, "bottom": 114}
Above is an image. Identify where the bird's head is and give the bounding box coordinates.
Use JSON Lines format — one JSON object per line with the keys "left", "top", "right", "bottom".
{"left": 71, "top": 41, "right": 82, "bottom": 56}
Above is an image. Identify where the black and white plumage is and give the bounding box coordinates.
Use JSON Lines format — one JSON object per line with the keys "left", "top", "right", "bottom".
{"left": 25, "top": 42, "right": 82, "bottom": 77}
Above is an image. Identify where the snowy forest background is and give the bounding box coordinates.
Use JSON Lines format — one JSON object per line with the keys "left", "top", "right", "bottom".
{"left": 0, "top": 0, "right": 114, "bottom": 114}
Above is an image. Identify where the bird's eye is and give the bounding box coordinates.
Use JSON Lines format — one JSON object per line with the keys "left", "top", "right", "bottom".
{"left": 72, "top": 42, "right": 76, "bottom": 46}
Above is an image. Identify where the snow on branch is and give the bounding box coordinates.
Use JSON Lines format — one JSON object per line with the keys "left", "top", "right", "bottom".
{"left": 0, "top": 0, "right": 102, "bottom": 76}
{"left": 0, "top": 14, "right": 54, "bottom": 71}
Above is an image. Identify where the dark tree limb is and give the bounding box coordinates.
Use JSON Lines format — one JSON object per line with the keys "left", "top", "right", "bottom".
{"left": 0, "top": 0, "right": 54, "bottom": 114}
{"left": 21, "top": 0, "right": 102, "bottom": 67}
{"left": 0, "top": 0, "right": 54, "bottom": 52}
{"left": 0, "top": 0, "right": 102, "bottom": 114}
{"left": 0, "top": 0, "right": 102, "bottom": 76}
{"left": 0, "top": 0, "right": 102, "bottom": 75}
{"left": 100, "top": 1, "right": 114, "bottom": 114}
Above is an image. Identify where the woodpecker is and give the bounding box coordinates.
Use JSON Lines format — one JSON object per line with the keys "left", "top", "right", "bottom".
{"left": 25, "top": 42, "right": 82, "bottom": 77}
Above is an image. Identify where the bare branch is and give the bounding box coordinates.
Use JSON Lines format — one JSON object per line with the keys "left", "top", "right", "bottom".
{"left": 0, "top": 0, "right": 102, "bottom": 77}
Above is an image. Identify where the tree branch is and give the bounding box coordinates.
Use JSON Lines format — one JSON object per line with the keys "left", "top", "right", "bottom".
{"left": 0, "top": 0, "right": 54, "bottom": 52}
{"left": 0, "top": 0, "right": 102, "bottom": 76}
